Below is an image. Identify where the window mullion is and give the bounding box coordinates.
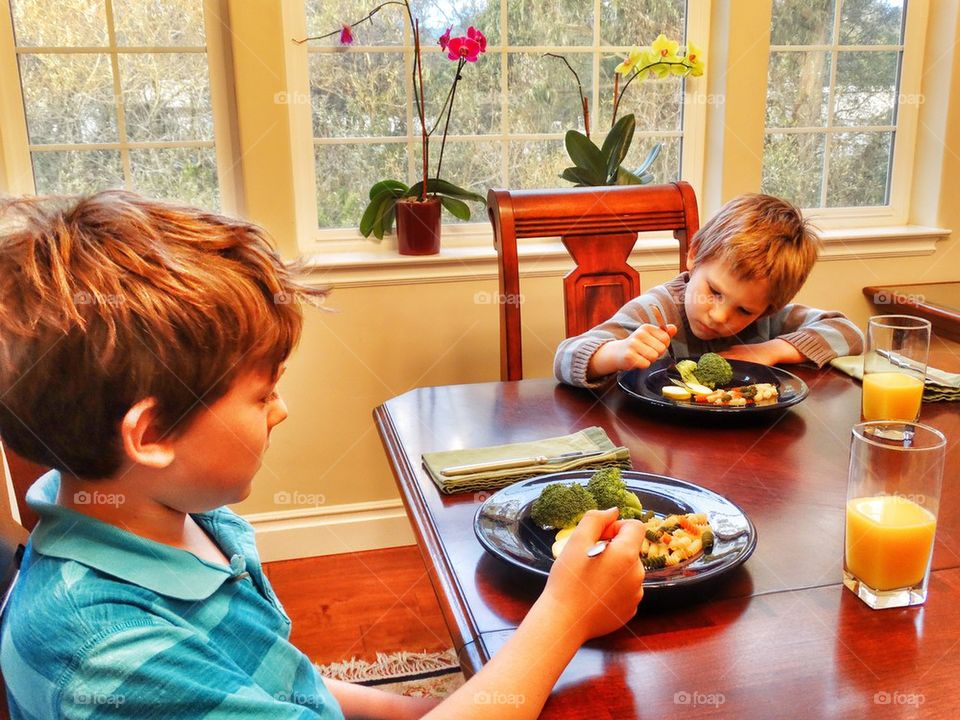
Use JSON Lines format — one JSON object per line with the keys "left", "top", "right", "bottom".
{"left": 103, "top": 0, "right": 131, "bottom": 189}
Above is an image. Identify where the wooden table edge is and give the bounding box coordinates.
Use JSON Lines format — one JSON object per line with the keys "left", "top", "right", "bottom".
{"left": 372, "top": 402, "right": 491, "bottom": 672}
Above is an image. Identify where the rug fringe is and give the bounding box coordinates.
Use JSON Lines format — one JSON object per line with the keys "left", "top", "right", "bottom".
{"left": 316, "top": 648, "right": 459, "bottom": 683}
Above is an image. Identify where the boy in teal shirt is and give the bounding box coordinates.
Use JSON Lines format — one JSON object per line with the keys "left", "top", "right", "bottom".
{"left": 0, "top": 191, "right": 645, "bottom": 718}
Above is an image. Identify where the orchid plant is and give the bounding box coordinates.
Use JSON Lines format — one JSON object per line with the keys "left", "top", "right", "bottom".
{"left": 298, "top": 2, "right": 487, "bottom": 240}
{"left": 549, "top": 34, "right": 705, "bottom": 187}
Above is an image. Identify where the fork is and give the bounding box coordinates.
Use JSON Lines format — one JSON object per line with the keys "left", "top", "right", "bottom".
{"left": 651, "top": 305, "right": 676, "bottom": 361}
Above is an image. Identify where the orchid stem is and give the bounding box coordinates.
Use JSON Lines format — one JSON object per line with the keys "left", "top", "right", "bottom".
{"left": 435, "top": 58, "right": 464, "bottom": 184}
{"left": 612, "top": 59, "right": 692, "bottom": 126}
{"left": 292, "top": 1, "right": 405, "bottom": 43}
{"left": 544, "top": 53, "right": 588, "bottom": 139}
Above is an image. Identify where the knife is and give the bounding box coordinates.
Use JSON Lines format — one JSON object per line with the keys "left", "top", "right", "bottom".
{"left": 876, "top": 349, "right": 960, "bottom": 388}
{"left": 439, "top": 449, "right": 607, "bottom": 476}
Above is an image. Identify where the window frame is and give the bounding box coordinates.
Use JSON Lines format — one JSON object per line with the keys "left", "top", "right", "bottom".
{"left": 0, "top": 0, "right": 242, "bottom": 214}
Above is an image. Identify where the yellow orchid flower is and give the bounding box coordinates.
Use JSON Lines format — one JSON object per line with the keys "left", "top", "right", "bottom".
{"left": 651, "top": 33, "right": 680, "bottom": 63}
{"left": 615, "top": 47, "right": 645, "bottom": 76}
{"left": 685, "top": 42, "right": 705, "bottom": 77}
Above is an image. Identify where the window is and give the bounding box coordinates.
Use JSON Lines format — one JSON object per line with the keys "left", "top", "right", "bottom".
{"left": 305, "top": 0, "right": 700, "bottom": 233}
{"left": 6, "top": 0, "right": 226, "bottom": 209}
{"left": 762, "top": 0, "right": 908, "bottom": 210}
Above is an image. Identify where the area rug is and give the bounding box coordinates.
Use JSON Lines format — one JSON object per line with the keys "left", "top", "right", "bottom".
{"left": 316, "top": 649, "right": 466, "bottom": 698}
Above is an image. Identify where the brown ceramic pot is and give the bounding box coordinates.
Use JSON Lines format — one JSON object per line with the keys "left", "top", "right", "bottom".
{"left": 395, "top": 197, "right": 441, "bottom": 256}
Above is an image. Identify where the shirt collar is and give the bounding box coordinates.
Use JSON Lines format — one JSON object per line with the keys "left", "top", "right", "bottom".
{"left": 26, "top": 471, "right": 237, "bottom": 601}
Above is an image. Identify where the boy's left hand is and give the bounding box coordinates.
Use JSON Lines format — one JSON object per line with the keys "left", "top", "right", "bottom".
{"left": 720, "top": 339, "right": 803, "bottom": 365}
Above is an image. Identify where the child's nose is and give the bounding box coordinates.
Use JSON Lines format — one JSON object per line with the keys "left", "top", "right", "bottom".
{"left": 709, "top": 304, "right": 729, "bottom": 324}
{"left": 268, "top": 396, "right": 289, "bottom": 427}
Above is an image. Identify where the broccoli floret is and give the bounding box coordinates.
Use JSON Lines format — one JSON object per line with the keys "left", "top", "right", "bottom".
{"left": 676, "top": 359, "right": 699, "bottom": 386}
{"left": 695, "top": 352, "right": 733, "bottom": 389}
{"left": 586, "top": 467, "right": 643, "bottom": 517}
{"left": 530, "top": 482, "right": 597, "bottom": 529}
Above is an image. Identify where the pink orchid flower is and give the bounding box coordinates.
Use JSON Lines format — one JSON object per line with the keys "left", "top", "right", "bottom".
{"left": 339, "top": 24, "right": 354, "bottom": 45}
{"left": 467, "top": 26, "right": 487, "bottom": 53}
{"left": 446, "top": 35, "right": 482, "bottom": 62}
{"left": 438, "top": 26, "right": 452, "bottom": 51}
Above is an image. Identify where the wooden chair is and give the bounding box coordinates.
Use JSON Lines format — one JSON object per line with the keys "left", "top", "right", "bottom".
{"left": 487, "top": 182, "right": 700, "bottom": 381}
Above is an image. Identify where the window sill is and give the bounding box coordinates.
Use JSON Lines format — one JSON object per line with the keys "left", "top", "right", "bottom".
{"left": 300, "top": 224, "right": 950, "bottom": 288}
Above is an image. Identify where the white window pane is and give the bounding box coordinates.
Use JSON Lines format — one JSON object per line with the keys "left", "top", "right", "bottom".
{"left": 19, "top": 53, "right": 118, "bottom": 144}
{"left": 129, "top": 147, "right": 219, "bottom": 209}
{"left": 429, "top": 140, "right": 501, "bottom": 222}
{"left": 31, "top": 150, "right": 123, "bottom": 195}
{"left": 766, "top": 52, "right": 831, "bottom": 128}
{"left": 770, "top": 0, "right": 836, "bottom": 46}
{"left": 506, "top": 1, "right": 593, "bottom": 46}
{"left": 119, "top": 53, "right": 214, "bottom": 142}
{"left": 314, "top": 143, "right": 407, "bottom": 229}
{"left": 826, "top": 131, "right": 892, "bottom": 206}
{"left": 761, "top": 133, "right": 826, "bottom": 208}
{"left": 10, "top": 0, "right": 107, "bottom": 47}
{"left": 508, "top": 139, "right": 569, "bottom": 190}
{"left": 421, "top": 50, "right": 500, "bottom": 137}
{"left": 832, "top": 51, "right": 899, "bottom": 127}
{"left": 839, "top": 0, "right": 904, "bottom": 45}
{"left": 112, "top": 0, "right": 205, "bottom": 46}
{"left": 310, "top": 53, "right": 407, "bottom": 138}
{"left": 509, "top": 53, "right": 591, "bottom": 134}
{"left": 600, "top": 0, "right": 685, "bottom": 47}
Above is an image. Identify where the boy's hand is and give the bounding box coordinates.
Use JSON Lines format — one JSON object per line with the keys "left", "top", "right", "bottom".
{"left": 588, "top": 323, "right": 677, "bottom": 379}
{"left": 539, "top": 508, "right": 645, "bottom": 644}
{"left": 720, "top": 339, "right": 804, "bottom": 365}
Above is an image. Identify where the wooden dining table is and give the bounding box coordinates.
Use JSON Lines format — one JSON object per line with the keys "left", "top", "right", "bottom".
{"left": 373, "top": 341, "right": 960, "bottom": 719}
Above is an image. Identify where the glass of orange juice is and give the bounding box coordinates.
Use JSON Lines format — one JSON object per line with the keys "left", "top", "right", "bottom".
{"left": 843, "top": 421, "right": 946, "bottom": 609}
{"left": 862, "top": 315, "right": 930, "bottom": 422}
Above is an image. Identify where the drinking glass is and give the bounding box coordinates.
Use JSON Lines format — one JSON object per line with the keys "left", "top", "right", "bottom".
{"left": 861, "top": 315, "right": 931, "bottom": 422}
{"left": 843, "top": 421, "right": 946, "bottom": 609}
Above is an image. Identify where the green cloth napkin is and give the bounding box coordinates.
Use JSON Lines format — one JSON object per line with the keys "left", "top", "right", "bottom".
{"left": 422, "top": 426, "right": 631, "bottom": 495}
{"left": 830, "top": 355, "right": 960, "bottom": 403}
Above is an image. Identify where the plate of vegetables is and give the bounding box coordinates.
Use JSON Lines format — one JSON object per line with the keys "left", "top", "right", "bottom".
{"left": 473, "top": 467, "right": 757, "bottom": 589}
{"left": 618, "top": 353, "right": 809, "bottom": 416}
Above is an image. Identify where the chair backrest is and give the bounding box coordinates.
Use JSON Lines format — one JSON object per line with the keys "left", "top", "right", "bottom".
{"left": 0, "top": 443, "right": 41, "bottom": 533}
{"left": 0, "top": 443, "right": 30, "bottom": 720}
{"left": 488, "top": 182, "right": 700, "bottom": 381}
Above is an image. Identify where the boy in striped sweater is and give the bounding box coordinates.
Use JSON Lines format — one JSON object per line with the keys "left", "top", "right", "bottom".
{"left": 555, "top": 194, "right": 864, "bottom": 388}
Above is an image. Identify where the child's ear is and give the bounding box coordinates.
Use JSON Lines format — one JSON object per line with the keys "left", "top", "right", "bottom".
{"left": 120, "top": 398, "right": 175, "bottom": 468}
{"left": 685, "top": 242, "right": 698, "bottom": 270}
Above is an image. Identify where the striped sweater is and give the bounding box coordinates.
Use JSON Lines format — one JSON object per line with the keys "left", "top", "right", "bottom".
{"left": 555, "top": 272, "right": 864, "bottom": 388}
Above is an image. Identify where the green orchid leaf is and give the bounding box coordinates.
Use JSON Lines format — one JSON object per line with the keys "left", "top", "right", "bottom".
{"left": 368, "top": 179, "right": 408, "bottom": 200}
{"left": 440, "top": 195, "right": 471, "bottom": 221}
{"left": 634, "top": 142, "right": 662, "bottom": 176}
{"left": 615, "top": 166, "right": 645, "bottom": 185}
{"left": 564, "top": 130, "right": 606, "bottom": 180}
{"left": 381, "top": 205, "right": 397, "bottom": 237}
{"left": 405, "top": 179, "right": 486, "bottom": 204}
{"left": 561, "top": 166, "right": 600, "bottom": 186}
{"left": 360, "top": 190, "right": 399, "bottom": 239}
{"left": 602, "top": 114, "right": 636, "bottom": 184}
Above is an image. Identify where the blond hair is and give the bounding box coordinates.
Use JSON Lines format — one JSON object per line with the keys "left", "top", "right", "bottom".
{"left": 689, "top": 194, "right": 819, "bottom": 311}
{"left": 0, "top": 190, "right": 328, "bottom": 479}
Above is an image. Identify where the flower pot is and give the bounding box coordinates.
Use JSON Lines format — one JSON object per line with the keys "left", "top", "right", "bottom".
{"left": 395, "top": 197, "right": 441, "bottom": 256}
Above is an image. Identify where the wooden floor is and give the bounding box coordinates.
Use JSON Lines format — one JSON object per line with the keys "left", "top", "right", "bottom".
{"left": 263, "top": 545, "right": 454, "bottom": 666}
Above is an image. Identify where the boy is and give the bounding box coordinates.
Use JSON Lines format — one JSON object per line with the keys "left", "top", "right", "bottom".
{"left": 555, "top": 194, "right": 864, "bottom": 387}
{"left": 0, "top": 191, "right": 646, "bottom": 718}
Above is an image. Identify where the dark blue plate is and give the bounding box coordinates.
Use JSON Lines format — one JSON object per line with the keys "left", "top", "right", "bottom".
{"left": 474, "top": 470, "right": 757, "bottom": 589}
{"left": 618, "top": 357, "right": 809, "bottom": 416}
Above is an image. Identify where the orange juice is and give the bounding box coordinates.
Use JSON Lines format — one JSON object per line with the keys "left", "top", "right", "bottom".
{"left": 862, "top": 372, "right": 924, "bottom": 422}
{"left": 845, "top": 495, "right": 936, "bottom": 590}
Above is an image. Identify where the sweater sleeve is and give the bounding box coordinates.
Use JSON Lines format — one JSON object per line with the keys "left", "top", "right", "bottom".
{"left": 554, "top": 287, "right": 679, "bottom": 388}
{"left": 766, "top": 304, "right": 864, "bottom": 366}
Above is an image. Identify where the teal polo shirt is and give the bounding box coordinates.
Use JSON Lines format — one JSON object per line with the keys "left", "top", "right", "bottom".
{"left": 0, "top": 471, "right": 345, "bottom": 719}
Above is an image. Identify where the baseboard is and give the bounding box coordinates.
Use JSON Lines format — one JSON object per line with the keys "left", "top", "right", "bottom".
{"left": 245, "top": 499, "right": 416, "bottom": 562}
